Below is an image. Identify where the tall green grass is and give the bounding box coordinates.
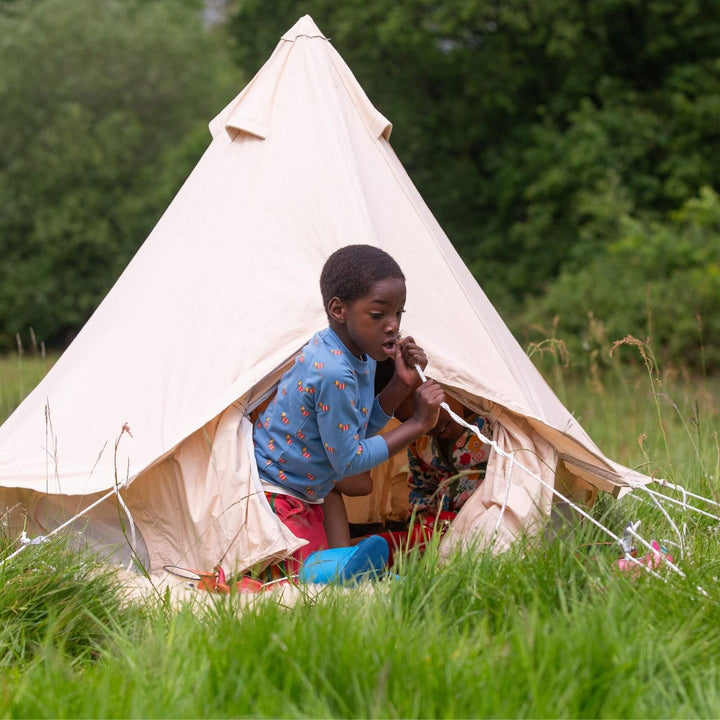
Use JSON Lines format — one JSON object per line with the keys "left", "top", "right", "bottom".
{"left": 0, "top": 347, "right": 57, "bottom": 424}
{"left": 529, "top": 328, "right": 720, "bottom": 491}
{"left": 0, "top": 536, "right": 147, "bottom": 669}
{"left": 3, "top": 532, "right": 720, "bottom": 718}
{"left": 0, "top": 340, "right": 719, "bottom": 718}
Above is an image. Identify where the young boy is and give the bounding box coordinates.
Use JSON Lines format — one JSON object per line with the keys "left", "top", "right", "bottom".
{"left": 253, "top": 244, "right": 444, "bottom": 574}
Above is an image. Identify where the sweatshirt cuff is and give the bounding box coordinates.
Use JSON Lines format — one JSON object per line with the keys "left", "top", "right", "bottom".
{"left": 346, "top": 434, "right": 389, "bottom": 475}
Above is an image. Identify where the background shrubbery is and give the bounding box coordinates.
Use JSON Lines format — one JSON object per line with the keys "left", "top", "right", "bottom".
{"left": 522, "top": 187, "right": 720, "bottom": 372}
{"left": 0, "top": 0, "right": 236, "bottom": 348}
{"left": 1, "top": 0, "right": 719, "bottom": 370}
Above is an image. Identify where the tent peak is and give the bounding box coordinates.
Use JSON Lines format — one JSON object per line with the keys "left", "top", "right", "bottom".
{"left": 281, "top": 15, "right": 327, "bottom": 42}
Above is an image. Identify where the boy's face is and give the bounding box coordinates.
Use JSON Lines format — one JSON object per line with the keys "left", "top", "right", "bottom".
{"left": 329, "top": 277, "right": 406, "bottom": 361}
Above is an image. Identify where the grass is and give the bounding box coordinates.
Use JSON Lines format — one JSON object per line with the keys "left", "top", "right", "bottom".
{"left": 3, "top": 530, "right": 720, "bottom": 718}
{"left": 0, "top": 345, "right": 719, "bottom": 718}
{"left": 0, "top": 536, "right": 146, "bottom": 668}
{"left": 0, "top": 351, "right": 57, "bottom": 424}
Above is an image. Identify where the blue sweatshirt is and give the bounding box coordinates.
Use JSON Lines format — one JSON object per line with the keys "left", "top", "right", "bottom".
{"left": 253, "top": 327, "right": 391, "bottom": 502}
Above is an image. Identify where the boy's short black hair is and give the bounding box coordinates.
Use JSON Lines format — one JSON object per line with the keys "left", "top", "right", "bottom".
{"left": 320, "top": 244, "right": 405, "bottom": 310}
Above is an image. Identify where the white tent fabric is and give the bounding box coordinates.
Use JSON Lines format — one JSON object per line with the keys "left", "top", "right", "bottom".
{"left": 0, "top": 16, "right": 650, "bottom": 574}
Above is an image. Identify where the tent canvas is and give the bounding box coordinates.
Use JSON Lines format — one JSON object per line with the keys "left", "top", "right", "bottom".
{"left": 0, "top": 16, "right": 650, "bottom": 575}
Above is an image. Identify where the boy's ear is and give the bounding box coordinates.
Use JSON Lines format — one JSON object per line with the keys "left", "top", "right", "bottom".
{"left": 327, "top": 296, "right": 346, "bottom": 323}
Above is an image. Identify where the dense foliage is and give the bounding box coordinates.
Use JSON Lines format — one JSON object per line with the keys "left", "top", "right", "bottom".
{"left": 0, "top": 0, "right": 236, "bottom": 349}
{"left": 1, "top": 0, "right": 719, "bottom": 368}
{"left": 525, "top": 187, "right": 720, "bottom": 371}
{"left": 228, "top": 0, "right": 720, "bottom": 368}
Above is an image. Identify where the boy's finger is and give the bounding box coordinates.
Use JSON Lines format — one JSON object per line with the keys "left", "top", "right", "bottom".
{"left": 407, "top": 349, "right": 427, "bottom": 365}
{"left": 397, "top": 335, "right": 415, "bottom": 350}
{"left": 404, "top": 351, "right": 425, "bottom": 369}
{"left": 402, "top": 343, "right": 424, "bottom": 359}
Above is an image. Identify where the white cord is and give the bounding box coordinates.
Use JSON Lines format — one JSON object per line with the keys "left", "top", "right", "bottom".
{"left": 0, "top": 482, "right": 135, "bottom": 570}
{"left": 414, "top": 365, "right": 623, "bottom": 546}
{"left": 655, "top": 479, "right": 720, "bottom": 511}
{"left": 114, "top": 487, "right": 138, "bottom": 571}
{"left": 635, "top": 485, "right": 686, "bottom": 560}
{"left": 414, "top": 365, "right": 707, "bottom": 592}
{"left": 635, "top": 486, "right": 720, "bottom": 523}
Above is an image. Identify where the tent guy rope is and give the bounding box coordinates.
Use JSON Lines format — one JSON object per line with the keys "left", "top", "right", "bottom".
{"left": 413, "top": 364, "right": 711, "bottom": 592}
{"left": 0, "top": 481, "right": 134, "bottom": 571}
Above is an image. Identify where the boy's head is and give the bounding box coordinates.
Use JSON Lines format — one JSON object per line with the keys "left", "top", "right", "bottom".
{"left": 320, "top": 245, "right": 405, "bottom": 314}
{"left": 320, "top": 245, "right": 407, "bottom": 361}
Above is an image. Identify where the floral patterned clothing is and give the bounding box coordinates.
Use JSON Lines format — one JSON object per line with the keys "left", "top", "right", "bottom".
{"left": 407, "top": 415, "right": 492, "bottom": 514}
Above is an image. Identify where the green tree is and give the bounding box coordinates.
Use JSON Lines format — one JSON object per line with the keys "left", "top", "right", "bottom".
{"left": 227, "top": 0, "right": 720, "bottom": 318}
{"left": 522, "top": 187, "right": 720, "bottom": 372}
{"left": 0, "top": 0, "right": 237, "bottom": 348}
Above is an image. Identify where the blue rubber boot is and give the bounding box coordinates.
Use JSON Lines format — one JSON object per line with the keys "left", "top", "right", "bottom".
{"left": 298, "top": 535, "right": 389, "bottom": 585}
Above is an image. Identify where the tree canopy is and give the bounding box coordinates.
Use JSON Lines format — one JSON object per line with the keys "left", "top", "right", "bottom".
{"left": 1, "top": 0, "right": 719, "bottom": 369}
{"left": 0, "top": 0, "right": 237, "bottom": 348}
{"left": 226, "top": 0, "right": 720, "bottom": 368}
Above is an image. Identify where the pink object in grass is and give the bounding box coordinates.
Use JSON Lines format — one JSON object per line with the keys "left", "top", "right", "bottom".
{"left": 616, "top": 540, "right": 673, "bottom": 575}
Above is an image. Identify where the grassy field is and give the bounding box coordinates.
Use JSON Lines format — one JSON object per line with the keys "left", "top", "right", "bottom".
{"left": 0, "top": 352, "right": 57, "bottom": 424}
{"left": 1, "top": 350, "right": 719, "bottom": 718}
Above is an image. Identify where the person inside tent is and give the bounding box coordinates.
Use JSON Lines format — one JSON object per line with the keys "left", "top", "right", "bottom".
{"left": 339, "top": 370, "right": 494, "bottom": 559}
{"left": 253, "top": 244, "right": 445, "bottom": 581}
{"left": 394, "top": 388, "right": 493, "bottom": 522}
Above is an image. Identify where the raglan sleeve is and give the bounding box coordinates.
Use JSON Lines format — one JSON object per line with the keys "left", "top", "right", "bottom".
{"left": 314, "top": 366, "right": 389, "bottom": 477}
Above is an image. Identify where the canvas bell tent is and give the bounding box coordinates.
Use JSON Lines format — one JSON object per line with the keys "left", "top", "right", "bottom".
{"left": 0, "top": 16, "right": 651, "bottom": 576}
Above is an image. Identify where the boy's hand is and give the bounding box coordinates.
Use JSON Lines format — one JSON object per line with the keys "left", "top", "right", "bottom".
{"left": 412, "top": 379, "right": 445, "bottom": 433}
{"left": 393, "top": 336, "right": 428, "bottom": 387}
{"left": 379, "top": 377, "right": 446, "bottom": 456}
